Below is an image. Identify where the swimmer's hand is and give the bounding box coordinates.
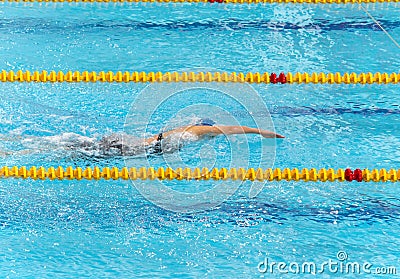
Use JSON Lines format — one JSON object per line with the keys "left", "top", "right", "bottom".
{"left": 260, "top": 130, "right": 285, "bottom": 138}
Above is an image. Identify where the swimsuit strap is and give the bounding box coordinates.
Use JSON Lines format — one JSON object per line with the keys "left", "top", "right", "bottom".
{"left": 152, "top": 132, "right": 163, "bottom": 155}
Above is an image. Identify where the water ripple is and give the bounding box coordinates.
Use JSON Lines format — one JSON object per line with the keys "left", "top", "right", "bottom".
{"left": 0, "top": 18, "right": 397, "bottom": 34}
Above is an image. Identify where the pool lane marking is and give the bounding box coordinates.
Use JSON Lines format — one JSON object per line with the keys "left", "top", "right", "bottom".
{"left": 0, "top": 166, "right": 399, "bottom": 182}
{"left": 0, "top": 71, "right": 399, "bottom": 84}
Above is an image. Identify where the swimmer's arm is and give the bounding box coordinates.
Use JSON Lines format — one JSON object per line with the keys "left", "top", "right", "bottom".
{"left": 147, "top": 125, "right": 284, "bottom": 141}
{"left": 201, "top": 126, "right": 284, "bottom": 138}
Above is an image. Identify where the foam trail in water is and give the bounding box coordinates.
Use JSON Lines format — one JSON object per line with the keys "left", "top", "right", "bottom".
{"left": 7, "top": 131, "right": 199, "bottom": 158}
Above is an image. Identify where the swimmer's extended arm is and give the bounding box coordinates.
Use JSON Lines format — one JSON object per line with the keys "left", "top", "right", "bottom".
{"left": 145, "top": 125, "right": 284, "bottom": 144}
{"left": 190, "top": 126, "right": 284, "bottom": 138}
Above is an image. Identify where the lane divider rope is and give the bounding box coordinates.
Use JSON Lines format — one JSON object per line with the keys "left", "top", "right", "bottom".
{"left": 0, "top": 166, "right": 398, "bottom": 182}
{"left": 1, "top": 70, "right": 399, "bottom": 84}
{"left": 1, "top": 0, "right": 399, "bottom": 3}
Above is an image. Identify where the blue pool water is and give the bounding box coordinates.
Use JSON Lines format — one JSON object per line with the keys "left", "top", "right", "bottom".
{"left": 1, "top": 2, "right": 400, "bottom": 278}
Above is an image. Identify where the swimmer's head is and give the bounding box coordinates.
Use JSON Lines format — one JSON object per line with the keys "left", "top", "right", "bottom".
{"left": 196, "top": 118, "right": 216, "bottom": 126}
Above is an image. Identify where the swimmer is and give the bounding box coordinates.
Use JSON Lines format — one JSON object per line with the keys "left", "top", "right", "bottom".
{"left": 103, "top": 118, "right": 284, "bottom": 156}
{"left": 0, "top": 118, "right": 284, "bottom": 157}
